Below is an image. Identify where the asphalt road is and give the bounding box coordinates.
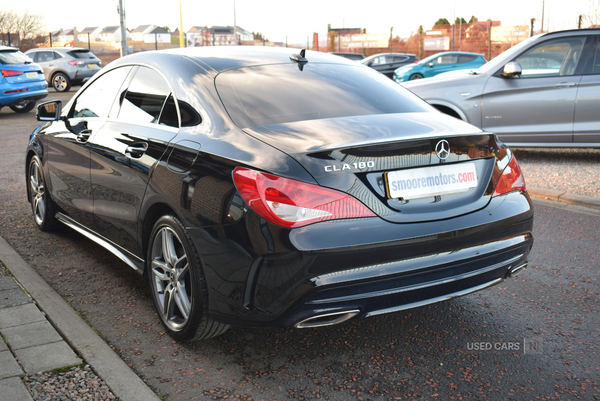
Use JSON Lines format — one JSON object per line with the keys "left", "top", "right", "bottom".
{"left": 1, "top": 94, "right": 599, "bottom": 400}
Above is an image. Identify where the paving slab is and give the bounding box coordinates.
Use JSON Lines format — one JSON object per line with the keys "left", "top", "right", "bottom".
{"left": 0, "top": 303, "right": 46, "bottom": 329}
{"left": 0, "top": 288, "right": 31, "bottom": 308}
{"left": 13, "top": 341, "right": 82, "bottom": 374}
{"left": 0, "top": 276, "right": 19, "bottom": 291}
{"left": 0, "top": 377, "right": 33, "bottom": 401}
{"left": 2, "top": 321, "right": 63, "bottom": 351}
{"left": 0, "top": 350, "right": 24, "bottom": 379}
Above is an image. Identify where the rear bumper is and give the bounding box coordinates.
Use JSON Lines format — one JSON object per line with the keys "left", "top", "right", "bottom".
{"left": 191, "top": 190, "right": 534, "bottom": 328}
{"left": 1, "top": 90, "right": 48, "bottom": 107}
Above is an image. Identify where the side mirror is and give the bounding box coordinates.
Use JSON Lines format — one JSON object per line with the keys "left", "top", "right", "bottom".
{"left": 501, "top": 62, "right": 522, "bottom": 78}
{"left": 427, "top": 62, "right": 434, "bottom": 67}
{"left": 36, "top": 100, "right": 62, "bottom": 121}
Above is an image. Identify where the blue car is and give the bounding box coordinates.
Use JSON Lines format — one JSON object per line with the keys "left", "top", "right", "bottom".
{"left": 0, "top": 46, "right": 48, "bottom": 113}
{"left": 394, "top": 51, "right": 486, "bottom": 82}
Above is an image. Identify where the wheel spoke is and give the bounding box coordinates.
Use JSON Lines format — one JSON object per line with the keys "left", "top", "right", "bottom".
{"left": 173, "top": 285, "right": 191, "bottom": 319}
{"left": 161, "top": 229, "right": 178, "bottom": 266}
{"left": 151, "top": 259, "right": 170, "bottom": 281}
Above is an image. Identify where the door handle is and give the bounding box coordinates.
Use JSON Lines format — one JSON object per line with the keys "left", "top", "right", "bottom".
{"left": 553, "top": 82, "right": 576, "bottom": 88}
{"left": 126, "top": 143, "right": 148, "bottom": 158}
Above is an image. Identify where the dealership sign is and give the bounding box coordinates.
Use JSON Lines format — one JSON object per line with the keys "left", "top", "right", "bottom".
{"left": 341, "top": 33, "right": 389, "bottom": 48}
{"left": 491, "top": 26, "right": 529, "bottom": 43}
{"left": 423, "top": 36, "right": 450, "bottom": 51}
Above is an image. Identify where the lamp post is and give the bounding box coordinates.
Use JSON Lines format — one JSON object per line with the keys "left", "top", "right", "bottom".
{"left": 118, "top": 0, "right": 127, "bottom": 57}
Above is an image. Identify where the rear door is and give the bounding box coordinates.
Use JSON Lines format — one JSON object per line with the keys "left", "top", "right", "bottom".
{"left": 573, "top": 35, "right": 600, "bottom": 144}
{"left": 481, "top": 36, "right": 588, "bottom": 144}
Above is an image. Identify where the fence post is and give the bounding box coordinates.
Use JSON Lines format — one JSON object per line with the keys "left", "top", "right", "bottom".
{"left": 155, "top": 32, "right": 158, "bottom": 50}
{"left": 87, "top": 33, "right": 90, "bottom": 49}
{"left": 8, "top": 32, "right": 11, "bottom": 47}
{"left": 49, "top": 32, "right": 52, "bottom": 47}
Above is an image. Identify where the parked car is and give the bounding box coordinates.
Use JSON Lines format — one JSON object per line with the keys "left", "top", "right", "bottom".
{"left": 330, "top": 52, "right": 364, "bottom": 61}
{"left": 394, "top": 51, "right": 486, "bottom": 82}
{"left": 0, "top": 46, "right": 48, "bottom": 113}
{"left": 361, "top": 52, "right": 419, "bottom": 78}
{"left": 27, "top": 47, "right": 533, "bottom": 341}
{"left": 402, "top": 29, "right": 600, "bottom": 148}
{"left": 25, "top": 47, "right": 101, "bottom": 92}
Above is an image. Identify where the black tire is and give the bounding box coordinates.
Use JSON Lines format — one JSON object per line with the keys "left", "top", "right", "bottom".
{"left": 28, "top": 155, "right": 59, "bottom": 231}
{"left": 409, "top": 73, "right": 424, "bottom": 80}
{"left": 148, "top": 215, "right": 229, "bottom": 341}
{"left": 52, "top": 72, "right": 71, "bottom": 92}
{"left": 10, "top": 100, "right": 36, "bottom": 113}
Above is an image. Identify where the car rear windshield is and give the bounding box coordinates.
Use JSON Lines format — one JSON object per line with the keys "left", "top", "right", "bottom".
{"left": 67, "top": 50, "right": 96, "bottom": 59}
{"left": 0, "top": 50, "right": 32, "bottom": 65}
{"left": 215, "top": 63, "right": 430, "bottom": 128}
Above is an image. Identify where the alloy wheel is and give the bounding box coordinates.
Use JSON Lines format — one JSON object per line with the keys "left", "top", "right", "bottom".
{"left": 150, "top": 227, "right": 192, "bottom": 332}
{"left": 29, "top": 159, "right": 46, "bottom": 226}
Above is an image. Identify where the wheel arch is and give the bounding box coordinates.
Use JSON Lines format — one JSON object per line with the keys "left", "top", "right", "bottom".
{"left": 140, "top": 201, "right": 180, "bottom": 279}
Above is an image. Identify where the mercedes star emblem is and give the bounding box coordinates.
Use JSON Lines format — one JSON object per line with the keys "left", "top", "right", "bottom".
{"left": 435, "top": 140, "right": 450, "bottom": 160}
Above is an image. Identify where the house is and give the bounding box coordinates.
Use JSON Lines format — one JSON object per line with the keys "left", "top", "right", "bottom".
{"left": 131, "top": 25, "right": 156, "bottom": 42}
{"left": 57, "top": 28, "right": 77, "bottom": 45}
{"left": 144, "top": 27, "right": 171, "bottom": 44}
{"left": 187, "top": 26, "right": 210, "bottom": 47}
{"left": 207, "top": 26, "right": 253, "bottom": 46}
{"left": 100, "top": 26, "right": 131, "bottom": 42}
{"left": 77, "top": 27, "right": 102, "bottom": 43}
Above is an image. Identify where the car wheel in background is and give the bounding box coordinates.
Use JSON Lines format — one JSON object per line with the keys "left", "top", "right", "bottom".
{"left": 28, "top": 155, "right": 59, "bottom": 231}
{"left": 409, "top": 73, "right": 424, "bottom": 80}
{"left": 148, "top": 215, "right": 229, "bottom": 342}
{"left": 10, "top": 100, "right": 36, "bottom": 113}
{"left": 52, "top": 72, "right": 71, "bottom": 92}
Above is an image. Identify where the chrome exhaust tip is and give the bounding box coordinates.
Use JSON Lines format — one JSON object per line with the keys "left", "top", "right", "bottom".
{"left": 509, "top": 262, "right": 528, "bottom": 277}
{"left": 294, "top": 309, "right": 360, "bottom": 329}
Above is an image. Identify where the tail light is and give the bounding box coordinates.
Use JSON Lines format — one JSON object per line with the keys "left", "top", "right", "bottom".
{"left": 1, "top": 70, "right": 24, "bottom": 77}
{"left": 492, "top": 155, "right": 526, "bottom": 197}
{"left": 233, "top": 167, "right": 376, "bottom": 228}
{"left": 68, "top": 60, "right": 85, "bottom": 66}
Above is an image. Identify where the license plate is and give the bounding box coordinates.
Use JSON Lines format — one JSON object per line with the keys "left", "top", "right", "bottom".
{"left": 87, "top": 64, "right": 98, "bottom": 69}
{"left": 25, "top": 72, "right": 38, "bottom": 78}
{"left": 385, "top": 162, "right": 478, "bottom": 200}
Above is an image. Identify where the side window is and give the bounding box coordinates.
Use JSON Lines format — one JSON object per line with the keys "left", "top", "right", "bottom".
{"left": 437, "top": 55, "right": 458, "bottom": 65}
{"left": 593, "top": 38, "right": 600, "bottom": 74}
{"left": 393, "top": 56, "right": 408, "bottom": 63}
{"left": 72, "top": 66, "right": 132, "bottom": 118}
{"left": 52, "top": 52, "right": 63, "bottom": 60}
{"left": 515, "top": 37, "right": 585, "bottom": 77}
{"left": 34, "top": 51, "right": 54, "bottom": 63}
{"left": 458, "top": 55, "right": 477, "bottom": 63}
{"left": 118, "top": 66, "right": 171, "bottom": 124}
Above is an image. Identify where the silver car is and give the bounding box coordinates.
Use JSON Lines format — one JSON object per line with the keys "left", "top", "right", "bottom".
{"left": 25, "top": 47, "right": 101, "bottom": 92}
{"left": 402, "top": 29, "right": 600, "bottom": 148}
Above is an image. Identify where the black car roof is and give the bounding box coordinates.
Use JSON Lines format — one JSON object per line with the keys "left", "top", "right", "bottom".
{"left": 113, "top": 46, "right": 355, "bottom": 74}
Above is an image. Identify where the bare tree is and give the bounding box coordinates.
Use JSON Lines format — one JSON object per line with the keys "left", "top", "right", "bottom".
{"left": 0, "top": 6, "right": 46, "bottom": 50}
{"left": 580, "top": 0, "right": 600, "bottom": 27}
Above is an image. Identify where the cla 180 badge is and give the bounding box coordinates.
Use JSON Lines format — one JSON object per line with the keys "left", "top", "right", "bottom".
{"left": 324, "top": 161, "right": 375, "bottom": 172}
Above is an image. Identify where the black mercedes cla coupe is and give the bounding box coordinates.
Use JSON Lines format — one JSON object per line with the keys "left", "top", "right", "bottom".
{"left": 26, "top": 47, "right": 533, "bottom": 342}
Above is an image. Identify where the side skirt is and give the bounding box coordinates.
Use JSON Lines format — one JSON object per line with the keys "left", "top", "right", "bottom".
{"left": 56, "top": 212, "right": 145, "bottom": 274}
